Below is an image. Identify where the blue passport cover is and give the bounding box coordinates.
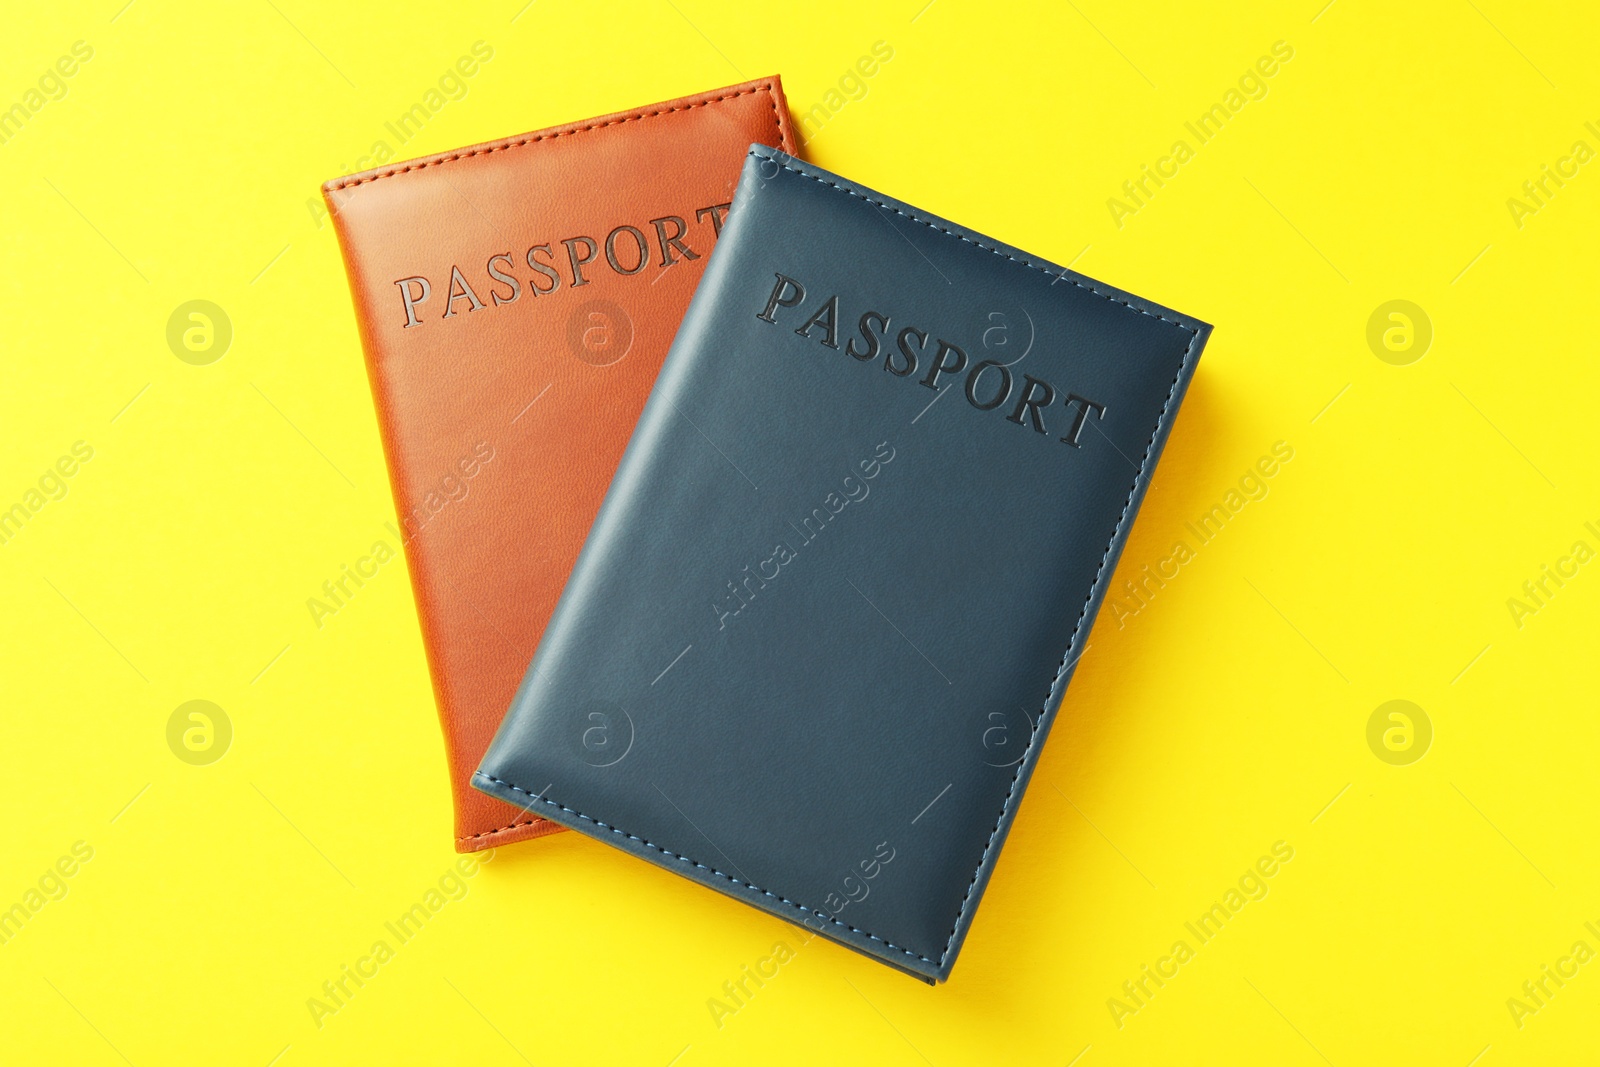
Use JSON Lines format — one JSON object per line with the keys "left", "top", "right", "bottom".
{"left": 475, "top": 146, "right": 1210, "bottom": 982}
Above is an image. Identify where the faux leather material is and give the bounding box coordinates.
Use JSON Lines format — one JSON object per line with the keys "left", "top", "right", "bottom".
{"left": 475, "top": 147, "right": 1209, "bottom": 979}
{"left": 324, "top": 79, "right": 795, "bottom": 852}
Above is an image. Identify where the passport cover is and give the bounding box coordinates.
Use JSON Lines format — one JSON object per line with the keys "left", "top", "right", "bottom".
{"left": 323, "top": 79, "right": 795, "bottom": 852}
{"left": 475, "top": 146, "right": 1210, "bottom": 979}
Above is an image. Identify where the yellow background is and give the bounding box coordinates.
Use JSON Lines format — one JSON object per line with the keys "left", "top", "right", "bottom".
{"left": 3, "top": 1, "right": 1596, "bottom": 1063}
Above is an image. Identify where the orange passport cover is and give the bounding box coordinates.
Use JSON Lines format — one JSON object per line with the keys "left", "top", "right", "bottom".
{"left": 323, "top": 77, "right": 794, "bottom": 851}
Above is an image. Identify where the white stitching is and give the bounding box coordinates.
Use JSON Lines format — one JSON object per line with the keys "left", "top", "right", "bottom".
{"left": 480, "top": 150, "right": 1202, "bottom": 971}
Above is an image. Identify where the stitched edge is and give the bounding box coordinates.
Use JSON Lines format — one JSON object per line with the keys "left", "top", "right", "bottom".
{"left": 326, "top": 84, "right": 785, "bottom": 192}
{"left": 748, "top": 152, "right": 1199, "bottom": 332}
{"left": 478, "top": 152, "right": 1203, "bottom": 970}
{"left": 474, "top": 771, "right": 940, "bottom": 964}
{"left": 456, "top": 817, "right": 561, "bottom": 846}
{"left": 933, "top": 321, "right": 1201, "bottom": 966}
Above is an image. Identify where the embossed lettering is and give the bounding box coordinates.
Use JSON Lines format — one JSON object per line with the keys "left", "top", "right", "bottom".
{"left": 442, "top": 266, "right": 484, "bottom": 318}
{"left": 1006, "top": 374, "right": 1056, "bottom": 433}
{"left": 695, "top": 202, "right": 733, "bottom": 237}
{"left": 395, "top": 276, "right": 431, "bottom": 328}
{"left": 919, "top": 339, "right": 967, "bottom": 390}
{"left": 888, "top": 326, "right": 924, "bottom": 377}
{"left": 389, "top": 199, "right": 734, "bottom": 326}
{"left": 757, "top": 274, "right": 806, "bottom": 323}
{"left": 750, "top": 271, "right": 1110, "bottom": 448}
{"left": 525, "top": 245, "right": 561, "bottom": 295}
{"left": 650, "top": 215, "right": 700, "bottom": 266}
{"left": 847, "top": 311, "right": 888, "bottom": 362}
{"left": 485, "top": 254, "right": 519, "bottom": 306}
{"left": 1061, "top": 393, "right": 1108, "bottom": 447}
{"left": 603, "top": 225, "right": 649, "bottom": 276}
{"left": 795, "top": 295, "right": 841, "bottom": 349}
{"left": 966, "top": 360, "right": 1012, "bottom": 410}
{"left": 562, "top": 236, "right": 599, "bottom": 287}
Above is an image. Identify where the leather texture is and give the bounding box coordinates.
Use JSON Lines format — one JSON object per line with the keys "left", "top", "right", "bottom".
{"left": 324, "top": 79, "right": 795, "bottom": 852}
{"left": 475, "top": 147, "right": 1209, "bottom": 979}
